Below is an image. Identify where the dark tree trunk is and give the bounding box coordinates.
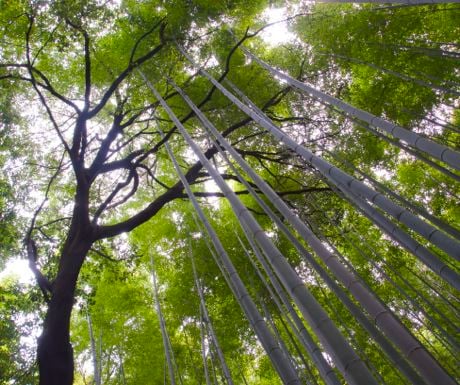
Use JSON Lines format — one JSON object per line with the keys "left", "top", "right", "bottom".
{"left": 37, "top": 232, "right": 92, "bottom": 385}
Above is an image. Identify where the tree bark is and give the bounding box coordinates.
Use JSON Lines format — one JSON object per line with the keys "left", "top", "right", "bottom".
{"left": 37, "top": 231, "right": 93, "bottom": 385}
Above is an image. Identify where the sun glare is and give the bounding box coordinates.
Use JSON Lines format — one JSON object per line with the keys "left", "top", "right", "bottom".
{"left": 0, "top": 258, "right": 35, "bottom": 285}
{"left": 260, "top": 7, "right": 296, "bottom": 46}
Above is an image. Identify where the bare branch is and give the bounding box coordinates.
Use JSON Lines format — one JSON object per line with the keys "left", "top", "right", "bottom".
{"left": 0, "top": 63, "right": 81, "bottom": 112}
{"left": 90, "top": 244, "right": 140, "bottom": 262}
{"left": 23, "top": 150, "right": 66, "bottom": 302}
{"left": 26, "top": 239, "right": 52, "bottom": 303}
{"left": 32, "top": 23, "right": 61, "bottom": 65}
{"left": 65, "top": 18, "right": 91, "bottom": 110}
{"left": 92, "top": 166, "right": 137, "bottom": 223}
{"left": 129, "top": 17, "right": 165, "bottom": 64}
{"left": 88, "top": 23, "right": 167, "bottom": 119}
{"left": 24, "top": 15, "right": 72, "bottom": 156}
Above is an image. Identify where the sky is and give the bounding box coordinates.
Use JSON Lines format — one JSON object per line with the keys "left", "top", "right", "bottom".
{"left": 0, "top": 258, "right": 35, "bottom": 285}
{"left": 261, "top": 7, "right": 296, "bottom": 46}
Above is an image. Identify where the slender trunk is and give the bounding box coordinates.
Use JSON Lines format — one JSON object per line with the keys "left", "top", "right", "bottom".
{"left": 303, "top": 192, "right": 459, "bottom": 350}
{"left": 86, "top": 310, "right": 101, "bottom": 385}
{"left": 233, "top": 52, "right": 460, "bottom": 260}
{"left": 324, "top": 52, "right": 460, "bottom": 96}
{"left": 367, "top": 42, "right": 460, "bottom": 60}
{"left": 276, "top": 313, "right": 320, "bottom": 385}
{"left": 117, "top": 347, "right": 127, "bottom": 385}
{"left": 363, "top": 122, "right": 460, "bottom": 182}
{"left": 216, "top": 77, "right": 457, "bottom": 380}
{"left": 190, "top": 250, "right": 234, "bottom": 385}
{"left": 239, "top": 234, "right": 341, "bottom": 385}
{"left": 150, "top": 254, "right": 176, "bottom": 385}
{"left": 322, "top": 146, "right": 460, "bottom": 239}
{"left": 238, "top": 362, "right": 250, "bottom": 385}
{"left": 208, "top": 341, "right": 220, "bottom": 385}
{"left": 97, "top": 330, "right": 103, "bottom": 385}
{"left": 38, "top": 236, "right": 92, "bottom": 385}
{"left": 198, "top": 67, "right": 459, "bottom": 274}
{"left": 332, "top": 175, "right": 459, "bottom": 290}
{"left": 200, "top": 308, "right": 212, "bottom": 385}
{"left": 258, "top": 297, "right": 306, "bottom": 384}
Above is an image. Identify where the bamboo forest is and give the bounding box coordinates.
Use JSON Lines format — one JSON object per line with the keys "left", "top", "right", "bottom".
{"left": 0, "top": 0, "right": 459, "bottom": 384}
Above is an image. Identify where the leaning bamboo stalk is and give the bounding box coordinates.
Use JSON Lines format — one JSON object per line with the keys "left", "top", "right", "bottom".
{"left": 323, "top": 52, "right": 460, "bottom": 97}
{"left": 222, "top": 64, "right": 460, "bottom": 263}
{"left": 207, "top": 339, "right": 220, "bottom": 385}
{"left": 150, "top": 253, "right": 176, "bottom": 385}
{"left": 276, "top": 310, "right": 322, "bottom": 385}
{"left": 190, "top": 248, "right": 235, "bottom": 385}
{"left": 257, "top": 295, "right": 309, "bottom": 384}
{"left": 141, "top": 85, "right": 301, "bottom": 384}
{"left": 215, "top": 128, "right": 427, "bottom": 384}
{"left": 199, "top": 307, "right": 213, "bottom": 385}
{"left": 301, "top": 185, "right": 459, "bottom": 351}
{"left": 320, "top": 146, "right": 460, "bottom": 239}
{"left": 237, "top": 234, "right": 342, "bottom": 385}
{"left": 86, "top": 310, "right": 101, "bottom": 385}
{"left": 176, "top": 165, "right": 301, "bottom": 385}
{"left": 325, "top": 171, "right": 460, "bottom": 291}
{"left": 323, "top": 100, "right": 460, "bottom": 183}
{"left": 362, "top": 120, "right": 460, "bottom": 183}
{"left": 168, "top": 76, "right": 450, "bottom": 383}
{"left": 241, "top": 47, "right": 460, "bottom": 171}
{"left": 174, "top": 50, "right": 459, "bottom": 283}
{"left": 170, "top": 75, "right": 431, "bottom": 384}
{"left": 117, "top": 347, "right": 127, "bottom": 385}
{"left": 142, "top": 71, "right": 378, "bottom": 385}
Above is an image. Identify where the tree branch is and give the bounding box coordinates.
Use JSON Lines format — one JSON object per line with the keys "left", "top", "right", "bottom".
{"left": 24, "top": 15, "right": 72, "bottom": 157}
{"left": 26, "top": 239, "right": 52, "bottom": 303}
{"left": 129, "top": 17, "right": 165, "bottom": 64}
{"left": 92, "top": 165, "right": 138, "bottom": 223}
{"left": 87, "top": 23, "right": 167, "bottom": 119}
{"left": 64, "top": 18, "right": 92, "bottom": 110}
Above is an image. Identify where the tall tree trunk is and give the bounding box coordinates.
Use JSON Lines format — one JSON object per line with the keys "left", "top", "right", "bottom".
{"left": 38, "top": 234, "right": 92, "bottom": 385}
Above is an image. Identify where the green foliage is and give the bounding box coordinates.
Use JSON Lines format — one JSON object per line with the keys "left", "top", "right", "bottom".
{"left": 1, "top": 1, "right": 459, "bottom": 384}
{"left": 0, "top": 277, "right": 40, "bottom": 384}
{"left": 294, "top": 4, "right": 460, "bottom": 126}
